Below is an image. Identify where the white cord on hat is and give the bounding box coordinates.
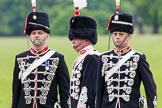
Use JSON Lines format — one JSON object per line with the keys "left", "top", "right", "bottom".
{"left": 112, "top": 20, "right": 133, "bottom": 26}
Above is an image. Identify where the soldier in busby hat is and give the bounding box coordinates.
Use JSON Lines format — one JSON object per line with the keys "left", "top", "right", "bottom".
{"left": 68, "top": 0, "right": 100, "bottom": 108}
{"left": 68, "top": 16, "right": 98, "bottom": 45}
{"left": 25, "top": 11, "right": 50, "bottom": 35}
{"left": 96, "top": 12, "right": 157, "bottom": 108}
{"left": 68, "top": 15, "right": 100, "bottom": 108}
{"left": 11, "top": 1, "right": 70, "bottom": 108}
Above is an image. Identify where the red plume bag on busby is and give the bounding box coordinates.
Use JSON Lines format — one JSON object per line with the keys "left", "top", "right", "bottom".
{"left": 68, "top": 0, "right": 98, "bottom": 45}
{"left": 24, "top": 0, "right": 50, "bottom": 35}
{"left": 108, "top": 13, "right": 134, "bottom": 34}
{"left": 24, "top": 12, "right": 50, "bottom": 35}
{"left": 106, "top": 0, "right": 134, "bottom": 34}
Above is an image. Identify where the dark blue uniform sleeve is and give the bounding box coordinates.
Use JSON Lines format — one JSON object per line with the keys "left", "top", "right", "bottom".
{"left": 96, "top": 55, "right": 105, "bottom": 108}
{"left": 138, "top": 54, "right": 157, "bottom": 108}
{"left": 11, "top": 56, "right": 21, "bottom": 108}
{"left": 57, "top": 55, "right": 70, "bottom": 108}
{"left": 79, "top": 55, "right": 100, "bottom": 107}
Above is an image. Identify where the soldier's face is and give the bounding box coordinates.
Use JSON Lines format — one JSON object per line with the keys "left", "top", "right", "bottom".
{"left": 112, "top": 31, "right": 132, "bottom": 49}
{"left": 30, "top": 30, "right": 49, "bottom": 46}
{"left": 71, "top": 38, "right": 87, "bottom": 52}
{"left": 72, "top": 38, "right": 84, "bottom": 49}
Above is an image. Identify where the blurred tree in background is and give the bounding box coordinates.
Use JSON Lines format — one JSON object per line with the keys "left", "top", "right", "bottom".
{"left": 125, "top": 0, "right": 162, "bottom": 34}
{"left": 0, "top": 0, "right": 161, "bottom": 36}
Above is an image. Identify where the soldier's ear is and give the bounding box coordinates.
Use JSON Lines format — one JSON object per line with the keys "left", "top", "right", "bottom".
{"left": 46, "top": 33, "right": 49, "bottom": 39}
{"left": 128, "top": 34, "right": 132, "bottom": 40}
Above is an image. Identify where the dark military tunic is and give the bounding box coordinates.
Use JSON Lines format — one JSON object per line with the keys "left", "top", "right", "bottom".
{"left": 96, "top": 46, "right": 157, "bottom": 108}
{"left": 11, "top": 46, "right": 70, "bottom": 108}
{"left": 70, "top": 45, "right": 100, "bottom": 108}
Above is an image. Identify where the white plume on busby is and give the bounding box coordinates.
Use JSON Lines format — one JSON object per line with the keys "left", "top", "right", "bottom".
{"left": 73, "top": 0, "right": 87, "bottom": 16}
{"left": 68, "top": 0, "right": 98, "bottom": 45}
{"left": 73, "top": 0, "right": 87, "bottom": 10}
{"left": 31, "top": 0, "right": 36, "bottom": 12}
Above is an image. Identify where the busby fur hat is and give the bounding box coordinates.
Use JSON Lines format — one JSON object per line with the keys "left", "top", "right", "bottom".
{"left": 24, "top": 11, "right": 50, "bottom": 35}
{"left": 68, "top": 16, "right": 97, "bottom": 45}
{"left": 107, "top": 13, "right": 134, "bottom": 34}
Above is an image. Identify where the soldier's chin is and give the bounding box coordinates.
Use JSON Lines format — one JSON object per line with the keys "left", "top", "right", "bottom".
{"left": 115, "top": 44, "right": 123, "bottom": 49}
{"left": 32, "top": 40, "right": 42, "bottom": 45}
{"left": 72, "top": 44, "right": 79, "bottom": 49}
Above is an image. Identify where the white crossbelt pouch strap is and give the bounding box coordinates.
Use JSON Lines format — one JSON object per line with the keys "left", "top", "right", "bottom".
{"left": 19, "top": 50, "right": 55, "bottom": 83}
{"left": 105, "top": 50, "right": 135, "bottom": 79}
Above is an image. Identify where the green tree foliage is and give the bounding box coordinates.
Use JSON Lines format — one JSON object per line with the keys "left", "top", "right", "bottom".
{"left": 125, "top": 0, "right": 162, "bottom": 33}
{"left": 0, "top": 0, "right": 161, "bottom": 36}
{"left": 0, "top": 0, "right": 30, "bottom": 36}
